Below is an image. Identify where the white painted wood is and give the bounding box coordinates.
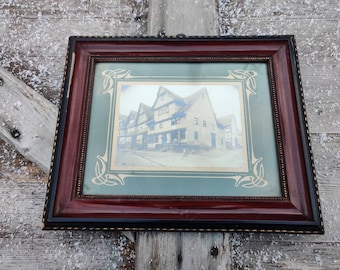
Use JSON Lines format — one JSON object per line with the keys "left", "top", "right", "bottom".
{"left": 0, "top": 0, "right": 147, "bottom": 268}
{"left": 0, "top": 67, "right": 57, "bottom": 173}
{"left": 148, "top": 0, "right": 218, "bottom": 36}
{"left": 218, "top": 1, "right": 340, "bottom": 269}
{"left": 136, "top": 232, "right": 230, "bottom": 270}
{"left": 0, "top": 0, "right": 339, "bottom": 269}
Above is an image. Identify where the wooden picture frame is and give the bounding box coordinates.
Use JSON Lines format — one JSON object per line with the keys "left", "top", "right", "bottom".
{"left": 42, "top": 36, "right": 324, "bottom": 233}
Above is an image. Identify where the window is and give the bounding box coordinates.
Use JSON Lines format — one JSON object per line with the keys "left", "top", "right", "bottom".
{"left": 149, "top": 135, "right": 159, "bottom": 143}
{"left": 159, "top": 123, "right": 163, "bottom": 129}
{"left": 172, "top": 129, "right": 186, "bottom": 142}
{"left": 171, "top": 118, "right": 180, "bottom": 125}
{"left": 194, "top": 131, "right": 198, "bottom": 140}
{"left": 194, "top": 117, "right": 198, "bottom": 125}
{"left": 158, "top": 106, "right": 169, "bottom": 116}
{"left": 203, "top": 120, "right": 206, "bottom": 127}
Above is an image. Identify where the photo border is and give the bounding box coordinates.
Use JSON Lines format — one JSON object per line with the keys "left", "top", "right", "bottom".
{"left": 86, "top": 64, "right": 270, "bottom": 194}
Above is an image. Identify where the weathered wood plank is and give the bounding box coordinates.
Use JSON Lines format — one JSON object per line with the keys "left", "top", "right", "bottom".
{"left": 218, "top": 0, "right": 340, "bottom": 268}
{"left": 135, "top": 1, "right": 230, "bottom": 269}
{"left": 0, "top": 0, "right": 147, "bottom": 103}
{"left": 0, "top": 0, "right": 339, "bottom": 269}
{"left": 0, "top": 67, "right": 57, "bottom": 173}
{"left": 148, "top": 0, "right": 218, "bottom": 36}
{"left": 0, "top": 0, "right": 147, "bottom": 269}
{"left": 0, "top": 177, "right": 130, "bottom": 270}
{"left": 136, "top": 232, "right": 230, "bottom": 270}
{"left": 229, "top": 134, "right": 340, "bottom": 270}
{"left": 219, "top": 0, "right": 340, "bottom": 134}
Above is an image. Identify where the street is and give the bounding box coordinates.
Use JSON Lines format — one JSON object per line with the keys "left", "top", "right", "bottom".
{"left": 115, "top": 147, "right": 246, "bottom": 169}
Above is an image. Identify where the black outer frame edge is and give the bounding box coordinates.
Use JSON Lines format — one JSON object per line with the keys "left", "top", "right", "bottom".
{"left": 43, "top": 217, "right": 324, "bottom": 234}
{"left": 43, "top": 37, "right": 78, "bottom": 225}
{"left": 287, "top": 36, "right": 324, "bottom": 233}
{"left": 68, "top": 35, "right": 295, "bottom": 42}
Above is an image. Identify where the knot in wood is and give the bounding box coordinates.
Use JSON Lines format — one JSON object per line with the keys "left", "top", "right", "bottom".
{"left": 0, "top": 77, "right": 3, "bottom": 86}
{"left": 177, "top": 253, "right": 183, "bottom": 264}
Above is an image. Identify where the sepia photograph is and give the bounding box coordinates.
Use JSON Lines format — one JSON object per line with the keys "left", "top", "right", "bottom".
{"left": 111, "top": 82, "right": 248, "bottom": 171}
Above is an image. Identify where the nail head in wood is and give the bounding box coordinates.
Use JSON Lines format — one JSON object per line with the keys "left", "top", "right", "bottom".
{"left": 210, "top": 246, "right": 219, "bottom": 258}
{"left": 158, "top": 30, "right": 166, "bottom": 38}
{"left": 10, "top": 128, "right": 21, "bottom": 139}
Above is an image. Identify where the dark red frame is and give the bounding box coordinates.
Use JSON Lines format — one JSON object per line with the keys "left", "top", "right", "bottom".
{"left": 42, "top": 36, "right": 324, "bottom": 233}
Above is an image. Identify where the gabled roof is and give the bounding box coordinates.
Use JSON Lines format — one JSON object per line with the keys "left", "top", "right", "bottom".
{"left": 172, "top": 87, "right": 209, "bottom": 117}
{"left": 139, "top": 103, "right": 151, "bottom": 111}
{"left": 136, "top": 103, "right": 153, "bottom": 124}
{"left": 184, "top": 87, "right": 209, "bottom": 107}
{"left": 119, "top": 114, "right": 128, "bottom": 121}
{"left": 218, "top": 114, "right": 237, "bottom": 128}
{"left": 152, "top": 86, "right": 186, "bottom": 110}
{"left": 118, "top": 114, "right": 128, "bottom": 128}
{"left": 126, "top": 110, "right": 137, "bottom": 125}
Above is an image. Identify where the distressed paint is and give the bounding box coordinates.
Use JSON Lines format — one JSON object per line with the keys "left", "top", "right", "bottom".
{"left": 218, "top": 0, "right": 340, "bottom": 269}
{"left": 0, "top": 0, "right": 339, "bottom": 269}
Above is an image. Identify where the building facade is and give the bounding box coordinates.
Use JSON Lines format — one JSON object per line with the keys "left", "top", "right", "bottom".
{"left": 118, "top": 86, "right": 237, "bottom": 153}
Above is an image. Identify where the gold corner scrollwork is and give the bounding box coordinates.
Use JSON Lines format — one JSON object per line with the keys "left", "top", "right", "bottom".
{"left": 234, "top": 158, "right": 267, "bottom": 188}
{"left": 91, "top": 69, "right": 134, "bottom": 187}
{"left": 92, "top": 155, "right": 126, "bottom": 186}
{"left": 225, "top": 69, "right": 269, "bottom": 188}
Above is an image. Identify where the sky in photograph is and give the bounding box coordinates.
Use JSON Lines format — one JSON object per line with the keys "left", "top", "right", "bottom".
{"left": 117, "top": 83, "right": 243, "bottom": 130}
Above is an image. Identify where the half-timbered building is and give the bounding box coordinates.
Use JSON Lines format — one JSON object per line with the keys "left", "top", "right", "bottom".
{"left": 118, "top": 86, "right": 233, "bottom": 152}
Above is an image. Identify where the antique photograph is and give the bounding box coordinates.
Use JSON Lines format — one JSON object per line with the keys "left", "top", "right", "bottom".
{"left": 111, "top": 82, "right": 248, "bottom": 171}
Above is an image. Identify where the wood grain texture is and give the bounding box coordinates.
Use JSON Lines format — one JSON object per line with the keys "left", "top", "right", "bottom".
{"left": 136, "top": 232, "right": 230, "bottom": 270}
{"left": 0, "top": 143, "right": 135, "bottom": 270}
{"left": 0, "top": 0, "right": 147, "bottom": 269}
{"left": 148, "top": 0, "right": 218, "bottom": 36}
{"left": 0, "top": 0, "right": 339, "bottom": 269}
{"left": 0, "top": 67, "right": 57, "bottom": 173}
{"left": 137, "top": 1, "right": 231, "bottom": 269}
{"left": 219, "top": 0, "right": 339, "bottom": 269}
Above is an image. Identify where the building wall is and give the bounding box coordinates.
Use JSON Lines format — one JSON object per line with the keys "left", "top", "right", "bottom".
{"left": 120, "top": 86, "right": 227, "bottom": 151}
{"left": 184, "top": 89, "right": 224, "bottom": 149}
